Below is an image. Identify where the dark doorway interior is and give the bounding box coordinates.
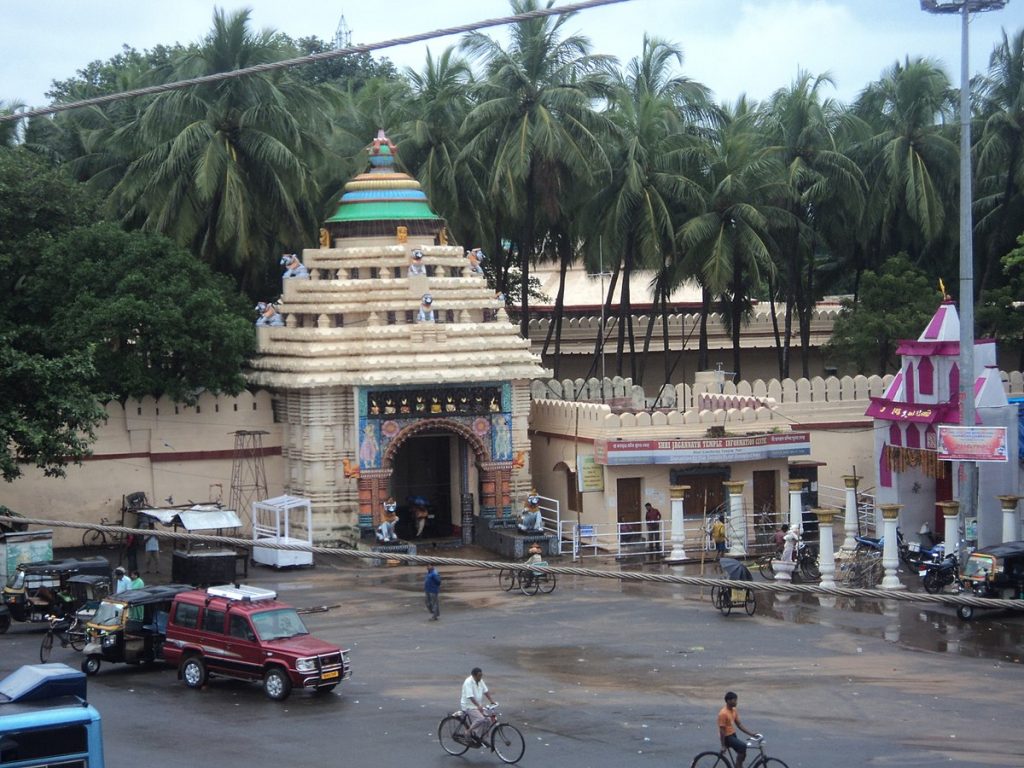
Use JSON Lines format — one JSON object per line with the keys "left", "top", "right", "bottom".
{"left": 390, "top": 434, "right": 453, "bottom": 538}
{"left": 616, "top": 477, "right": 643, "bottom": 543}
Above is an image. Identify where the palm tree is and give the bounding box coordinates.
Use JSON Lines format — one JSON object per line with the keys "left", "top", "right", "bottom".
{"left": 586, "top": 35, "right": 709, "bottom": 382}
{"left": 852, "top": 57, "right": 958, "bottom": 279}
{"left": 974, "top": 28, "right": 1024, "bottom": 294}
{"left": 400, "top": 47, "right": 481, "bottom": 246}
{"left": 677, "top": 99, "right": 788, "bottom": 381}
{"left": 109, "top": 9, "right": 334, "bottom": 295}
{"left": 0, "top": 100, "right": 25, "bottom": 147}
{"left": 459, "top": 0, "right": 614, "bottom": 338}
{"left": 758, "top": 71, "right": 866, "bottom": 377}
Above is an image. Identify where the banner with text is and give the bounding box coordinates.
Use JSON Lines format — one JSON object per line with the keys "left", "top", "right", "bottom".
{"left": 593, "top": 432, "right": 810, "bottom": 466}
{"left": 936, "top": 426, "right": 1008, "bottom": 462}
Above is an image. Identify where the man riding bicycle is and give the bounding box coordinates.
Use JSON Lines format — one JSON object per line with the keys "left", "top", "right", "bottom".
{"left": 461, "top": 667, "right": 498, "bottom": 745}
{"left": 718, "top": 691, "right": 759, "bottom": 768}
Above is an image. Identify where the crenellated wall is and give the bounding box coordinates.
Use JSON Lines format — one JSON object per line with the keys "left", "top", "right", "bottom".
{"left": 2, "top": 390, "right": 284, "bottom": 548}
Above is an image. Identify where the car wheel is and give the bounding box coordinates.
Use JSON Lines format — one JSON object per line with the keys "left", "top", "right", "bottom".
{"left": 263, "top": 667, "right": 292, "bottom": 701}
{"left": 181, "top": 656, "right": 207, "bottom": 689}
{"left": 82, "top": 656, "right": 101, "bottom": 676}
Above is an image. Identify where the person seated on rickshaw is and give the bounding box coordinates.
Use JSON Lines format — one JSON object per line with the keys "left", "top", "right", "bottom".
{"left": 524, "top": 543, "right": 545, "bottom": 568}
{"left": 517, "top": 492, "right": 544, "bottom": 534}
{"left": 376, "top": 499, "right": 400, "bottom": 544}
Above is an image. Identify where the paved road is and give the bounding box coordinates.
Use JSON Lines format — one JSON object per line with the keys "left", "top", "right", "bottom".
{"left": 3, "top": 552, "right": 1023, "bottom": 768}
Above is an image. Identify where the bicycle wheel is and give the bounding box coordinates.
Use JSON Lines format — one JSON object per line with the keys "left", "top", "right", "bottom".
{"left": 690, "top": 750, "right": 731, "bottom": 768}
{"left": 799, "top": 548, "right": 820, "bottom": 580}
{"left": 39, "top": 631, "right": 54, "bottom": 663}
{"left": 538, "top": 573, "right": 556, "bottom": 594}
{"left": 717, "top": 589, "right": 732, "bottom": 617}
{"left": 69, "top": 624, "right": 87, "bottom": 652}
{"left": 438, "top": 716, "right": 470, "bottom": 756}
{"left": 759, "top": 757, "right": 790, "bottom": 768}
{"left": 498, "top": 569, "right": 516, "bottom": 592}
{"left": 744, "top": 588, "right": 756, "bottom": 616}
{"left": 491, "top": 723, "right": 525, "bottom": 764}
{"left": 520, "top": 574, "right": 539, "bottom": 596}
{"left": 82, "top": 529, "right": 106, "bottom": 548}
{"left": 758, "top": 557, "right": 774, "bottom": 579}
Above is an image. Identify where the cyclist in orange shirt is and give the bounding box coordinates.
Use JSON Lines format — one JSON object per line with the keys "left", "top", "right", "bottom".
{"left": 718, "top": 691, "right": 759, "bottom": 768}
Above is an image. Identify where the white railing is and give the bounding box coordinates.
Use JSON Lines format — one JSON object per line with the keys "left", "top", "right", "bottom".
{"left": 817, "top": 484, "right": 877, "bottom": 538}
{"left": 570, "top": 519, "right": 719, "bottom": 559}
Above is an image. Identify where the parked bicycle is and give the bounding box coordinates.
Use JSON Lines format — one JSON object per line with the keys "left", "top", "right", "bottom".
{"left": 81, "top": 517, "right": 124, "bottom": 548}
{"left": 690, "top": 733, "right": 789, "bottom": 768}
{"left": 756, "top": 543, "right": 820, "bottom": 581}
{"left": 39, "top": 614, "right": 87, "bottom": 663}
{"left": 438, "top": 703, "right": 525, "bottom": 764}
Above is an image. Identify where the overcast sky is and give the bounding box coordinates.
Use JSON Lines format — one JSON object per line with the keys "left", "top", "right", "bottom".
{"left": 2, "top": 1, "right": 1020, "bottom": 110}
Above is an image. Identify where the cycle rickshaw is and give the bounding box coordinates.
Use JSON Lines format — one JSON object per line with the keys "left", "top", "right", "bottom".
{"left": 711, "top": 558, "right": 756, "bottom": 616}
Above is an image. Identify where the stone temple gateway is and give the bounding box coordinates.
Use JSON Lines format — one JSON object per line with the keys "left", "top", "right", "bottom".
{"left": 246, "top": 132, "right": 549, "bottom": 545}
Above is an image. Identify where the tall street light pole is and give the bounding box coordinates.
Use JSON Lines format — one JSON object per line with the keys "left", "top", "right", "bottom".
{"left": 920, "top": 1, "right": 1008, "bottom": 532}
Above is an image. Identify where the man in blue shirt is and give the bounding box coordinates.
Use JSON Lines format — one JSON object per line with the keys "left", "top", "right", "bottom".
{"left": 424, "top": 565, "right": 441, "bottom": 621}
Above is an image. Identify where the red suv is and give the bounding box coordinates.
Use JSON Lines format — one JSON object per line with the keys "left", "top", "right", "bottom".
{"left": 162, "top": 584, "right": 351, "bottom": 700}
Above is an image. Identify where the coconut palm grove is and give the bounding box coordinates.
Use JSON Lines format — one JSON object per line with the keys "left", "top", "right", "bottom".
{"left": 1, "top": 2, "right": 1023, "bottom": 480}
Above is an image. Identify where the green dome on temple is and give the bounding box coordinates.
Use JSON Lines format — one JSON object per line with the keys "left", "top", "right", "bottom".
{"left": 324, "top": 130, "right": 445, "bottom": 239}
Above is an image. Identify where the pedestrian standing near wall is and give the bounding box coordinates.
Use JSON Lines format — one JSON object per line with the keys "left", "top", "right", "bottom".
{"left": 424, "top": 565, "right": 441, "bottom": 621}
{"left": 644, "top": 503, "right": 662, "bottom": 552}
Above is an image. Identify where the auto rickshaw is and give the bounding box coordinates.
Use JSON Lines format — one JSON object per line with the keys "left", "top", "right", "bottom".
{"left": 956, "top": 541, "right": 1024, "bottom": 621}
{"left": 81, "top": 584, "right": 191, "bottom": 675}
{"left": 65, "top": 574, "right": 112, "bottom": 623}
{"left": 0, "top": 557, "right": 111, "bottom": 633}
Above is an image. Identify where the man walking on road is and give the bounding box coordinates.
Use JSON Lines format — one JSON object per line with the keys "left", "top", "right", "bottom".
{"left": 424, "top": 565, "right": 441, "bottom": 620}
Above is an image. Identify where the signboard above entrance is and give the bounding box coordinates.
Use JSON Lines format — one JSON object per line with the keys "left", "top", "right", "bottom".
{"left": 936, "top": 425, "right": 1008, "bottom": 462}
{"left": 593, "top": 432, "right": 811, "bottom": 466}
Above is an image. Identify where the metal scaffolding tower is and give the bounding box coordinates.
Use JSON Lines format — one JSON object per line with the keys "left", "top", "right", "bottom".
{"left": 229, "top": 430, "right": 270, "bottom": 522}
{"left": 334, "top": 15, "right": 352, "bottom": 49}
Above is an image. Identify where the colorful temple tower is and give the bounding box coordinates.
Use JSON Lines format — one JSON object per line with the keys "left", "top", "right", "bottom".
{"left": 246, "top": 132, "right": 550, "bottom": 545}
{"left": 866, "top": 300, "right": 1018, "bottom": 547}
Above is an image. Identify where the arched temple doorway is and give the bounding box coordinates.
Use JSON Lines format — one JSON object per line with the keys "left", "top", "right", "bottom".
{"left": 357, "top": 419, "right": 513, "bottom": 542}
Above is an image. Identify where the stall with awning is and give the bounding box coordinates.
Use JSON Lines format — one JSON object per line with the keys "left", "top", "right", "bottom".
{"left": 137, "top": 505, "right": 245, "bottom": 585}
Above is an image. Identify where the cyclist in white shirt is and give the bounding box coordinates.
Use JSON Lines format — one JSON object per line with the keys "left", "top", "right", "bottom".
{"left": 460, "top": 667, "right": 497, "bottom": 743}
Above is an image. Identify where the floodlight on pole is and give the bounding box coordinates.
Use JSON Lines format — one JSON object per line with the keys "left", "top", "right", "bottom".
{"left": 919, "top": 0, "right": 1009, "bottom": 537}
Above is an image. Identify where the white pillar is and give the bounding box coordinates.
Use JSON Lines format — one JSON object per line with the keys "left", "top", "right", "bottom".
{"left": 841, "top": 475, "right": 860, "bottom": 551}
{"left": 879, "top": 504, "right": 905, "bottom": 590}
{"left": 938, "top": 500, "right": 960, "bottom": 559}
{"left": 665, "top": 485, "right": 689, "bottom": 563}
{"left": 724, "top": 481, "right": 746, "bottom": 557}
{"left": 788, "top": 479, "right": 807, "bottom": 533}
{"left": 815, "top": 508, "right": 838, "bottom": 589}
{"left": 998, "top": 496, "right": 1020, "bottom": 543}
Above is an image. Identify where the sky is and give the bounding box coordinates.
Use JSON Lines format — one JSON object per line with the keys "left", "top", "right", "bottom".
{"left": 1, "top": 0, "right": 1021, "bottom": 110}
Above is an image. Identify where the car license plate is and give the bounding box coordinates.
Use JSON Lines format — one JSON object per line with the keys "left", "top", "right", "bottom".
{"left": 322, "top": 670, "right": 339, "bottom": 680}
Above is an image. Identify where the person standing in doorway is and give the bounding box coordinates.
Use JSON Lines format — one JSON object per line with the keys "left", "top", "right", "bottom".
{"left": 644, "top": 503, "right": 662, "bottom": 552}
{"left": 718, "top": 691, "right": 759, "bottom": 768}
{"left": 711, "top": 514, "right": 727, "bottom": 560}
{"left": 424, "top": 565, "right": 441, "bottom": 621}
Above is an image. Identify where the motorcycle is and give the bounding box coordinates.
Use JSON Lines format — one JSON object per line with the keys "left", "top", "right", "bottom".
{"left": 855, "top": 528, "right": 939, "bottom": 568}
{"left": 917, "top": 546, "right": 965, "bottom": 594}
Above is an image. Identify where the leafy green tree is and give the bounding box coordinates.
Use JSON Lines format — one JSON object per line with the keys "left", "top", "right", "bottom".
{"left": 977, "top": 232, "right": 1024, "bottom": 370}
{"left": 0, "top": 148, "right": 108, "bottom": 481}
{"left": 19, "top": 223, "right": 255, "bottom": 404}
{"left": 825, "top": 254, "right": 941, "bottom": 375}
{"left": 460, "top": 0, "right": 614, "bottom": 338}
{"left": 0, "top": 336, "right": 107, "bottom": 482}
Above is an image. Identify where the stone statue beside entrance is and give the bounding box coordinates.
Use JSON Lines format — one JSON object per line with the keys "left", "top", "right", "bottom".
{"left": 376, "top": 498, "right": 400, "bottom": 544}
{"left": 518, "top": 490, "right": 544, "bottom": 533}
